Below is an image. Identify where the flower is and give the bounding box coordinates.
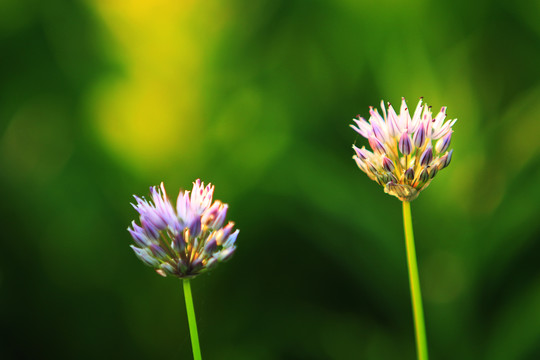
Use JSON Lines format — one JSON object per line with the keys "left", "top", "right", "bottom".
{"left": 128, "top": 180, "right": 239, "bottom": 278}
{"left": 351, "top": 98, "right": 456, "bottom": 201}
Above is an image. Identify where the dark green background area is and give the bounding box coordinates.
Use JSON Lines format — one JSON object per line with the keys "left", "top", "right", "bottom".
{"left": 1, "top": 0, "right": 540, "bottom": 359}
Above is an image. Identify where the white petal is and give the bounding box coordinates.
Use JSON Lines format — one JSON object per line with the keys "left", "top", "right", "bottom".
{"left": 410, "top": 98, "right": 423, "bottom": 132}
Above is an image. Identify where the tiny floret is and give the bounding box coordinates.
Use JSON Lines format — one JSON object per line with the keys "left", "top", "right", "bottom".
{"left": 351, "top": 98, "right": 457, "bottom": 201}
{"left": 399, "top": 132, "right": 412, "bottom": 155}
{"left": 128, "top": 180, "right": 239, "bottom": 278}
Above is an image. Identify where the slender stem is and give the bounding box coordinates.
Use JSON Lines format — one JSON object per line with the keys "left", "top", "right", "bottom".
{"left": 402, "top": 201, "right": 429, "bottom": 360}
{"left": 183, "top": 279, "right": 202, "bottom": 360}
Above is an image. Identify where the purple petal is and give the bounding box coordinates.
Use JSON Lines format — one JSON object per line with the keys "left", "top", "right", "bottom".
{"left": 413, "top": 124, "right": 426, "bottom": 148}
{"left": 399, "top": 132, "right": 412, "bottom": 155}
{"left": 382, "top": 157, "right": 395, "bottom": 172}
{"left": 435, "top": 131, "right": 452, "bottom": 153}
{"left": 419, "top": 146, "right": 433, "bottom": 167}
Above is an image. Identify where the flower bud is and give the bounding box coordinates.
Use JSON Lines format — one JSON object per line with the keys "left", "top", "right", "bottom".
{"left": 382, "top": 173, "right": 398, "bottom": 184}
{"left": 382, "top": 157, "right": 395, "bottom": 172}
{"left": 352, "top": 145, "right": 371, "bottom": 160}
{"left": 140, "top": 217, "right": 160, "bottom": 239}
{"left": 419, "top": 168, "right": 430, "bottom": 183}
{"left": 445, "top": 149, "right": 453, "bottom": 167}
{"left": 131, "top": 246, "right": 159, "bottom": 267}
{"left": 368, "top": 136, "right": 385, "bottom": 155}
{"left": 128, "top": 222, "right": 151, "bottom": 247}
{"left": 429, "top": 166, "right": 438, "bottom": 179}
{"left": 216, "top": 222, "right": 235, "bottom": 245}
{"left": 353, "top": 156, "right": 369, "bottom": 173}
{"left": 149, "top": 244, "right": 168, "bottom": 259}
{"left": 399, "top": 132, "right": 412, "bottom": 155}
{"left": 438, "top": 149, "right": 453, "bottom": 170}
{"left": 404, "top": 167, "right": 415, "bottom": 182}
{"left": 217, "top": 247, "right": 235, "bottom": 262}
{"left": 413, "top": 124, "right": 426, "bottom": 148}
{"left": 204, "top": 237, "right": 218, "bottom": 254}
{"left": 202, "top": 201, "right": 228, "bottom": 230}
{"left": 419, "top": 146, "right": 433, "bottom": 167}
{"left": 187, "top": 215, "right": 202, "bottom": 238}
{"left": 435, "top": 131, "right": 452, "bottom": 153}
{"left": 223, "top": 230, "right": 239, "bottom": 248}
{"left": 366, "top": 160, "right": 378, "bottom": 174}
{"left": 375, "top": 174, "right": 386, "bottom": 186}
{"left": 160, "top": 262, "right": 176, "bottom": 276}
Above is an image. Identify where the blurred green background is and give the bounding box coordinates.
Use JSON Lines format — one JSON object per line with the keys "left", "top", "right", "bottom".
{"left": 1, "top": 0, "right": 540, "bottom": 359}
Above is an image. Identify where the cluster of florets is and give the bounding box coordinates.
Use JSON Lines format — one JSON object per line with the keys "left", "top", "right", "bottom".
{"left": 128, "top": 180, "right": 238, "bottom": 278}
{"left": 351, "top": 98, "right": 456, "bottom": 201}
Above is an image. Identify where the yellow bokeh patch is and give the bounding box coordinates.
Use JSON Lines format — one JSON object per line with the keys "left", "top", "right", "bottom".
{"left": 87, "top": 0, "right": 217, "bottom": 173}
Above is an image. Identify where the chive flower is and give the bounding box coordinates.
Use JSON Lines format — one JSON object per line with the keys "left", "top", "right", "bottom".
{"left": 351, "top": 97, "right": 456, "bottom": 201}
{"left": 128, "top": 180, "right": 239, "bottom": 278}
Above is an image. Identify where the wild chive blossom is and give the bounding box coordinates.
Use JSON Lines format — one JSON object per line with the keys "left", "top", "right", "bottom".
{"left": 128, "top": 180, "right": 239, "bottom": 278}
{"left": 351, "top": 97, "right": 456, "bottom": 201}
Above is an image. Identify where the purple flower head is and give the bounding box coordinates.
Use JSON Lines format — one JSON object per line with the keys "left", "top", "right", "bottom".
{"left": 350, "top": 97, "right": 457, "bottom": 201}
{"left": 128, "top": 180, "right": 239, "bottom": 278}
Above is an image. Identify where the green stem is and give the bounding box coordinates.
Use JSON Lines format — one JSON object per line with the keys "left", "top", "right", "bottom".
{"left": 183, "top": 279, "right": 202, "bottom": 360}
{"left": 402, "top": 201, "right": 429, "bottom": 360}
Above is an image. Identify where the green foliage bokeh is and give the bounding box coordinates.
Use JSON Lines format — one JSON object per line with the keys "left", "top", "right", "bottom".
{"left": 1, "top": 0, "right": 540, "bottom": 359}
